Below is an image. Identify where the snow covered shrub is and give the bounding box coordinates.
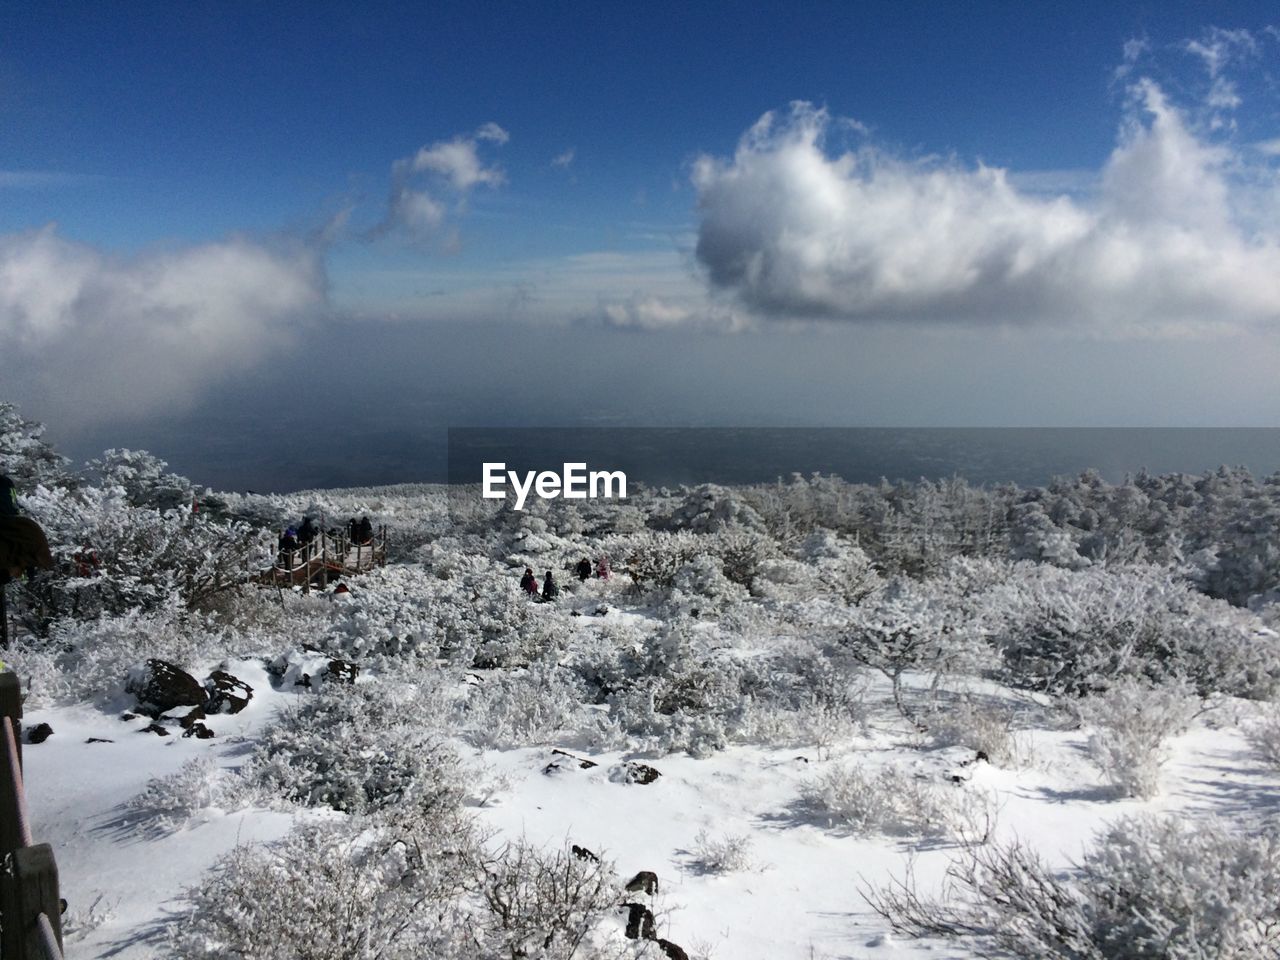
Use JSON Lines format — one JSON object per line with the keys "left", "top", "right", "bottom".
{"left": 752, "top": 530, "right": 882, "bottom": 604}
{"left": 713, "top": 529, "right": 777, "bottom": 588}
{"left": 868, "top": 814, "right": 1280, "bottom": 959}
{"left": 20, "top": 482, "right": 273, "bottom": 621}
{"left": 126, "top": 757, "right": 231, "bottom": 834}
{"left": 668, "top": 553, "right": 749, "bottom": 612}
{"left": 1075, "top": 678, "right": 1197, "bottom": 799}
{"left": 602, "top": 621, "right": 753, "bottom": 756}
{"left": 87, "top": 448, "right": 198, "bottom": 511}
{"left": 459, "top": 662, "right": 589, "bottom": 749}
{"left": 250, "top": 682, "right": 464, "bottom": 816}
{"left": 1246, "top": 702, "right": 1280, "bottom": 769}
{"left": 925, "top": 696, "right": 1026, "bottom": 768}
{"left": 841, "top": 582, "right": 982, "bottom": 726}
{"left": 171, "top": 815, "right": 481, "bottom": 960}
{"left": 689, "top": 829, "right": 755, "bottom": 874}
{"left": 0, "top": 400, "right": 71, "bottom": 488}
{"left": 474, "top": 840, "right": 625, "bottom": 960}
{"left": 5, "top": 605, "right": 230, "bottom": 706}
{"left": 608, "top": 529, "right": 706, "bottom": 591}
{"left": 984, "top": 563, "right": 1280, "bottom": 700}
{"left": 800, "top": 763, "right": 954, "bottom": 838}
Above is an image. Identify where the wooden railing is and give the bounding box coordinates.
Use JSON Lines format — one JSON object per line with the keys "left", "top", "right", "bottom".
{"left": 265, "top": 523, "right": 388, "bottom": 595}
{"left": 1, "top": 671, "right": 64, "bottom": 959}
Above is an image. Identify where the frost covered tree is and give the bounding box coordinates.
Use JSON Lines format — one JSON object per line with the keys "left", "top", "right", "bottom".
{"left": 0, "top": 400, "right": 71, "bottom": 489}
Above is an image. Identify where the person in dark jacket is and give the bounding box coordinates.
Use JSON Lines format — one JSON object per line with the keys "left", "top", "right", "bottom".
{"left": 0, "top": 475, "right": 17, "bottom": 518}
{"left": 575, "top": 557, "right": 592, "bottom": 581}
{"left": 278, "top": 528, "right": 300, "bottom": 566}
{"left": 298, "top": 517, "right": 317, "bottom": 545}
{"left": 542, "top": 570, "right": 559, "bottom": 600}
{"left": 520, "top": 567, "right": 539, "bottom": 596}
{"left": 355, "top": 516, "right": 374, "bottom": 544}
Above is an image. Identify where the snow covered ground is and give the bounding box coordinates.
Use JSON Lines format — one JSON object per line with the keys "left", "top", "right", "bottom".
{"left": 19, "top": 597, "right": 1280, "bottom": 959}
{"left": 6, "top": 473, "right": 1280, "bottom": 958}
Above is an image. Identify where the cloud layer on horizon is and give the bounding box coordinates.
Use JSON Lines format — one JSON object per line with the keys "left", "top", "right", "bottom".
{"left": 693, "top": 69, "right": 1280, "bottom": 333}
{"left": 0, "top": 226, "right": 325, "bottom": 426}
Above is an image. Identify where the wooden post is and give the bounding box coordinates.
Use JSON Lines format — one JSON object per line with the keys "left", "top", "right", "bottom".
{"left": 0, "top": 844, "right": 64, "bottom": 960}
{"left": 1, "top": 570, "right": 9, "bottom": 650}
{"left": 1, "top": 672, "right": 20, "bottom": 775}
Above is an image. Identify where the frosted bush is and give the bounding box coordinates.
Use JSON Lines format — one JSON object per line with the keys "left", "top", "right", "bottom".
{"left": 459, "top": 663, "right": 589, "bottom": 749}
{"left": 5, "top": 605, "right": 232, "bottom": 707}
{"left": 1076, "top": 678, "right": 1197, "bottom": 799}
{"left": 170, "top": 815, "right": 481, "bottom": 960}
{"left": 127, "top": 757, "right": 231, "bottom": 834}
{"left": 689, "top": 829, "right": 756, "bottom": 874}
{"left": 801, "top": 763, "right": 954, "bottom": 837}
{"left": 474, "top": 840, "right": 626, "bottom": 960}
{"left": 868, "top": 814, "right": 1280, "bottom": 959}
{"left": 1245, "top": 701, "right": 1280, "bottom": 769}
{"left": 926, "top": 697, "right": 1027, "bottom": 768}
{"left": 249, "top": 682, "right": 465, "bottom": 816}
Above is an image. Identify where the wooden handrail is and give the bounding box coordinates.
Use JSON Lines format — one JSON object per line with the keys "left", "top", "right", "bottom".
{"left": 1, "top": 672, "right": 65, "bottom": 959}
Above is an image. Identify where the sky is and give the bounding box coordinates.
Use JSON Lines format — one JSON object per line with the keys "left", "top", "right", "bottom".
{"left": 3, "top": 1, "right": 1280, "bottom": 489}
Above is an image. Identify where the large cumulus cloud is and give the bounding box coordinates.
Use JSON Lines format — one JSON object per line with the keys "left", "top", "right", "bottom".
{"left": 693, "top": 88, "right": 1280, "bottom": 331}
{"left": 0, "top": 226, "right": 325, "bottom": 425}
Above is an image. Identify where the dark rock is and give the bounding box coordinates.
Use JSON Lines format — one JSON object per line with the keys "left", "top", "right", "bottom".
{"left": 657, "top": 939, "right": 689, "bottom": 960}
{"left": 205, "top": 670, "right": 254, "bottom": 714}
{"left": 126, "top": 659, "right": 205, "bottom": 717}
{"left": 26, "top": 723, "right": 53, "bottom": 745}
{"left": 85, "top": 737, "right": 113, "bottom": 744}
{"left": 611, "top": 761, "right": 661, "bottom": 785}
{"left": 325, "top": 659, "right": 359, "bottom": 685}
{"left": 140, "top": 723, "right": 170, "bottom": 737}
{"left": 624, "top": 870, "right": 658, "bottom": 895}
{"left": 594, "top": 605, "right": 610, "bottom": 616}
{"left": 571, "top": 610, "right": 582, "bottom": 617}
{"left": 176, "top": 706, "right": 206, "bottom": 730}
{"left": 120, "top": 712, "right": 137, "bottom": 721}
{"left": 975, "top": 750, "right": 990, "bottom": 764}
{"left": 183, "top": 722, "right": 215, "bottom": 739}
{"left": 622, "top": 903, "right": 656, "bottom": 940}
{"left": 571, "top": 844, "right": 599, "bottom": 863}
{"left": 294, "top": 673, "right": 312, "bottom": 689}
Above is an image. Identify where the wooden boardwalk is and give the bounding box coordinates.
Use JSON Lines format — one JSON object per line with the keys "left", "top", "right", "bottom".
{"left": 261, "top": 526, "right": 387, "bottom": 592}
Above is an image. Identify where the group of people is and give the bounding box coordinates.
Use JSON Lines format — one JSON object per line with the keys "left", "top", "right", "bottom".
{"left": 277, "top": 515, "right": 376, "bottom": 566}
{"left": 519, "top": 555, "right": 611, "bottom": 601}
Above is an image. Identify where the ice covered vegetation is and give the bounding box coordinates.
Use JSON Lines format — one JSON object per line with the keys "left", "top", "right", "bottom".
{"left": 4, "top": 399, "right": 1280, "bottom": 958}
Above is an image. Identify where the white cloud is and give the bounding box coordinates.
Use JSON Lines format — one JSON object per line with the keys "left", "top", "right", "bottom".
{"left": 0, "top": 226, "right": 325, "bottom": 424}
{"left": 691, "top": 93, "right": 1280, "bottom": 333}
{"left": 552, "top": 148, "right": 576, "bottom": 169}
{"left": 375, "top": 122, "right": 508, "bottom": 241}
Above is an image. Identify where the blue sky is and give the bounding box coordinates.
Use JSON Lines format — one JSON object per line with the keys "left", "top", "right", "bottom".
{"left": 3, "top": 2, "right": 1280, "bottom": 485}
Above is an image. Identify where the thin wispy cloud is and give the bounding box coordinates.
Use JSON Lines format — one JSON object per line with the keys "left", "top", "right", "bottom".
{"left": 552, "top": 148, "right": 576, "bottom": 169}
{"left": 690, "top": 43, "right": 1280, "bottom": 336}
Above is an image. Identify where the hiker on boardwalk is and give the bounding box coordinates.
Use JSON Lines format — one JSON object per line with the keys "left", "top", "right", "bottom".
{"left": 298, "top": 517, "right": 317, "bottom": 545}
{"left": 520, "top": 567, "right": 539, "bottom": 596}
{"left": 355, "top": 516, "right": 374, "bottom": 544}
{"left": 575, "top": 557, "right": 592, "bottom": 581}
{"left": 596, "top": 555, "right": 611, "bottom": 579}
{"left": 542, "top": 569, "right": 559, "bottom": 601}
{"left": 278, "top": 528, "right": 300, "bottom": 566}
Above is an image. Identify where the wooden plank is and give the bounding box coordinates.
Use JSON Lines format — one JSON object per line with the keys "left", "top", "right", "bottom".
{"left": 1, "top": 672, "right": 21, "bottom": 772}
{"left": 0, "top": 844, "right": 64, "bottom": 960}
